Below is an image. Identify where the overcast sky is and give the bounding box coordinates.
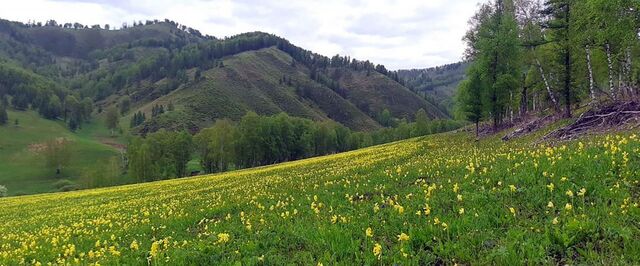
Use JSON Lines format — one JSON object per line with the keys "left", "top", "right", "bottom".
{"left": 0, "top": 0, "right": 487, "bottom": 70}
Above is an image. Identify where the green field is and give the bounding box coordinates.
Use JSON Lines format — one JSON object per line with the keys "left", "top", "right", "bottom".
{"left": 0, "top": 126, "right": 638, "bottom": 265}
{"left": 0, "top": 110, "right": 125, "bottom": 196}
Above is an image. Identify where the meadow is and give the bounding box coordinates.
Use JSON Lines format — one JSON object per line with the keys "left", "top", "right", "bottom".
{"left": 0, "top": 111, "right": 124, "bottom": 196}
{"left": 0, "top": 128, "right": 638, "bottom": 265}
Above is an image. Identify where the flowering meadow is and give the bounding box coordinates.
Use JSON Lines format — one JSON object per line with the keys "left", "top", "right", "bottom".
{"left": 0, "top": 131, "right": 639, "bottom": 265}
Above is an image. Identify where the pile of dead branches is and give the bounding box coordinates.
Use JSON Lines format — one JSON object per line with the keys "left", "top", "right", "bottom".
{"left": 502, "top": 114, "right": 557, "bottom": 141}
{"left": 545, "top": 101, "right": 640, "bottom": 140}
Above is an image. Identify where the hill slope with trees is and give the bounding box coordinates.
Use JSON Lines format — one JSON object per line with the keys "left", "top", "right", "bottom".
{"left": 0, "top": 19, "right": 447, "bottom": 133}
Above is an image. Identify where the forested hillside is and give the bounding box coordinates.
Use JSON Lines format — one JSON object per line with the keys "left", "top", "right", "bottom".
{"left": 0, "top": 18, "right": 460, "bottom": 195}
{"left": 399, "top": 62, "right": 468, "bottom": 116}
{"left": 0, "top": 19, "right": 446, "bottom": 133}
{"left": 457, "top": 0, "right": 640, "bottom": 135}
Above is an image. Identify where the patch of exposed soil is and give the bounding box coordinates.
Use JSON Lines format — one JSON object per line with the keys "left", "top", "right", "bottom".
{"left": 28, "top": 137, "right": 70, "bottom": 153}
{"left": 100, "top": 139, "right": 126, "bottom": 151}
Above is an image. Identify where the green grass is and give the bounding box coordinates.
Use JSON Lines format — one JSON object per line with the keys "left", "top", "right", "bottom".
{"left": 0, "top": 110, "right": 125, "bottom": 196}
{"left": 0, "top": 125, "right": 638, "bottom": 265}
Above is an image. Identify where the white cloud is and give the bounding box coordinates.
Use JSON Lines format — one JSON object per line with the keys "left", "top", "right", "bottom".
{"left": 0, "top": 0, "right": 488, "bottom": 69}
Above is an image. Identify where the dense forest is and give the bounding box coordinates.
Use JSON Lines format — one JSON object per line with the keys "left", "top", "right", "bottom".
{"left": 457, "top": 0, "right": 640, "bottom": 135}
{"left": 127, "top": 110, "right": 464, "bottom": 181}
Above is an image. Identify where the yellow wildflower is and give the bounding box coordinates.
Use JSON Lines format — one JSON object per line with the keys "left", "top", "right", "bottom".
{"left": 217, "top": 233, "right": 230, "bottom": 244}
{"left": 547, "top": 183, "right": 555, "bottom": 192}
{"left": 366, "top": 227, "right": 373, "bottom": 237}
{"left": 373, "top": 243, "right": 382, "bottom": 259}
{"left": 150, "top": 241, "right": 160, "bottom": 257}
{"left": 397, "top": 233, "right": 410, "bottom": 242}
{"left": 566, "top": 190, "right": 574, "bottom": 198}
{"left": 565, "top": 203, "right": 573, "bottom": 211}
{"left": 577, "top": 188, "right": 586, "bottom": 197}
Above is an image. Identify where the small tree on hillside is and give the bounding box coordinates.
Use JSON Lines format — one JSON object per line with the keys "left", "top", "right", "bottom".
{"left": 43, "top": 138, "right": 72, "bottom": 176}
{"left": 0, "top": 185, "right": 7, "bottom": 197}
{"left": 457, "top": 67, "right": 484, "bottom": 137}
{"left": 414, "top": 108, "right": 430, "bottom": 136}
{"left": 105, "top": 106, "right": 119, "bottom": 136}
{"left": 379, "top": 109, "right": 393, "bottom": 127}
{"left": 119, "top": 96, "right": 131, "bottom": 115}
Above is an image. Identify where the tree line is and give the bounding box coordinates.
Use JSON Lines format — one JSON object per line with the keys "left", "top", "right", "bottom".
{"left": 457, "top": 0, "right": 640, "bottom": 135}
{"left": 127, "top": 111, "right": 464, "bottom": 181}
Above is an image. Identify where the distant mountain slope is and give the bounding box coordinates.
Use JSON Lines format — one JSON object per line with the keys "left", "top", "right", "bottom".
{"left": 0, "top": 18, "right": 448, "bottom": 133}
{"left": 398, "top": 62, "right": 468, "bottom": 116}
{"left": 135, "top": 47, "right": 382, "bottom": 132}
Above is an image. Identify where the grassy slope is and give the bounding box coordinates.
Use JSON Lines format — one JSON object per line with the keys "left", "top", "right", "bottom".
{"left": 135, "top": 47, "right": 382, "bottom": 131}
{"left": 0, "top": 110, "right": 122, "bottom": 195}
{"left": 0, "top": 124, "right": 638, "bottom": 264}
{"left": 338, "top": 70, "right": 448, "bottom": 120}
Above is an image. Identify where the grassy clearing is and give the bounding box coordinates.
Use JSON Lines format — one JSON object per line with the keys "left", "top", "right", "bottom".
{"left": 0, "top": 127, "right": 638, "bottom": 265}
{"left": 0, "top": 110, "right": 124, "bottom": 196}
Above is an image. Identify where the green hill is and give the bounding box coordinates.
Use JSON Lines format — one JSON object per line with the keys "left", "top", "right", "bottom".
{"left": 0, "top": 110, "right": 126, "bottom": 196}
{"left": 399, "top": 62, "right": 468, "bottom": 116}
{"left": 0, "top": 125, "right": 638, "bottom": 264}
{"left": 0, "top": 20, "right": 447, "bottom": 134}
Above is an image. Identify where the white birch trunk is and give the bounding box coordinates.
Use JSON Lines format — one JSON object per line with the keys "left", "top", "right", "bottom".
{"left": 585, "top": 45, "right": 596, "bottom": 103}
{"left": 535, "top": 57, "right": 559, "bottom": 110}
{"left": 605, "top": 43, "right": 616, "bottom": 99}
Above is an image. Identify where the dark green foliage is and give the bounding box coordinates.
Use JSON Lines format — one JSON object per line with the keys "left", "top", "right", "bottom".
{"left": 105, "top": 106, "right": 119, "bottom": 135}
{"left": 128, "top": 130, "right": 193, "bottom": 181}
{"left": 542, "top": 0, "right": 575, "bottom": 117}
{"left": 0, "top": 102, "right": 7, "bottom": 125}
{"left": 456, "top": 66, "right": 484, "bottom": 136}
{"left": 378, "top": 109, "right": 393, "bottom": 127}
{"left": 151, "top": 104, "right": 165, "bottom": 118}
{"left": 459, "top": 0, "right": 522, "bottom": 130}
{"left": 414, "top": 108, "right": 430, "bottom": 136}
{"left": 130, "top": 111, "right": 146, "bottom": 128}
{"left": 131, "top": 111, "right": 465, "bottom": 178}
{"left": 119, "top": 96, "right": 131, "bottom": 115}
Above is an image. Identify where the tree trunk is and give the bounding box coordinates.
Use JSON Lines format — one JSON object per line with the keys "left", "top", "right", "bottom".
{"left": 624, "top": 48, "right": 633, "bottom": 99}
{"left": 535, "top": 57, "right": 560, "bottom": 111}
{"left": 563, "top": 4, "right": 572, "bottom": 118}
{"left": 605, "top": 42, "right": 616, "bottom": 99}
{"left": 564, "top": 49, "right": 572, "bottom": 118}
{"left": 585, "top": 45, "right": 596, "bottom": 103}
{"left": 475, "top": 121, "right": 479, "bottom": 138}
{"left": 520, "top": 84, "right": 528, "bottom": 116}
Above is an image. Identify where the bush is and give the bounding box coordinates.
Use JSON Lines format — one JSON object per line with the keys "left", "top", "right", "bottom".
{"left": 53, "top": 179, "right": 80, "bottom": 191}
{"left": 59, "top": 185, "right": 80, "bottom": 192}
{"left": 0, "top": 185, "right": 7, "bottom": 197}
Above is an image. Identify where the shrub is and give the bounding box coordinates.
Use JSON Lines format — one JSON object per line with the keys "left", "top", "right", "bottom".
{"left": 0, "top": 185, "right": 7, "bottom": 197}
{"left": 53, "top": 179, "right": 80, "bottom": 192}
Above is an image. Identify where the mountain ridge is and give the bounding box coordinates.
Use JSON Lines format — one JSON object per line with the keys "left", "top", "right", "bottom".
{"left": 0, "top": 19, "right": 450, "bottom": 132}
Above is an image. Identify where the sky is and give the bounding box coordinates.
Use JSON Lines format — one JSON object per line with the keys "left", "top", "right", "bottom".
{"left": 0, "top": 0, "right": 487, "bottom": 70}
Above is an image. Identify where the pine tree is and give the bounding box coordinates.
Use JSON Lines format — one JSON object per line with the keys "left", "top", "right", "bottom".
{"left": 457, "top": 67, "right": 484, "bottom": 137}
{"left": 542, "top": 0, "right": 575, "bottom": 117}
{"left": 463, "top": 0, "right": 521, "bottom": 130}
